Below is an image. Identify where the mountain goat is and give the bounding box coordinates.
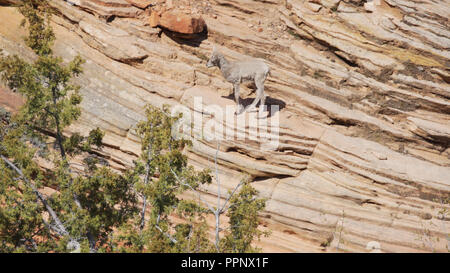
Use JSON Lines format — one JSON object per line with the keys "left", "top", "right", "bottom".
{"left": 206, "top": 47, "right": 270, "bottom": 115}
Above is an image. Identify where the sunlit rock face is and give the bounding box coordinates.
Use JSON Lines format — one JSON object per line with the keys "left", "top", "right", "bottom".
{"left": 0, "top": 0, "right": 449, "bottom": 252}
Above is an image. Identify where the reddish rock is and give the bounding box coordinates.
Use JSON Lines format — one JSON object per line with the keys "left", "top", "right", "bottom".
{"left": 149, "top": 10, "right": 160, "bottom": 27}
{"left": 158, "top": 11, "right": 206, "bottom": 34}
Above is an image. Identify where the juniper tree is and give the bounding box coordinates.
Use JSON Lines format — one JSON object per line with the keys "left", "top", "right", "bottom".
{"left": 221, "top": 180, "right": 269, "bottom": 253}
{"left": 0, "top": 0, "right": 137, "bottom": 252}
{"left": 178, "top": 146, "right": 270, "bottom": 253}
{"left": 124, "top": 106, "right": 269, "bottom": 253}
{"left": 115, "top": 105, "right": 213, "bottom": 253}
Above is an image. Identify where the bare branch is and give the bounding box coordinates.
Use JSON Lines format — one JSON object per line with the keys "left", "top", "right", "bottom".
{"left": 215, "top": 141, "right": 221, "bottom": 209}
{"left": 214, "top": 141, "right": 221, "bottom": 252}
{"left": 1, "top": 155, "right": 81, "bottom": 252}
{"left": 220, "top": 180, "right": 245, "bottom": 214}
{"left": 140, "top": 145, "right": 152, "bottom": 231}
{"left": 170, "top": 168, "right": 215, "bottom": 214}
{"left": 155, "top": 214, "right": 177, "bottom": 244}
{"left": 222, "top": 195, "right": 257, "bottom": 214}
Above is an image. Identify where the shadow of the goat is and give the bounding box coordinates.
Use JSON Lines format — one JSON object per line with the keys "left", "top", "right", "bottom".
{"left": 221, "top": 93, "right": 286, "bottom": 118}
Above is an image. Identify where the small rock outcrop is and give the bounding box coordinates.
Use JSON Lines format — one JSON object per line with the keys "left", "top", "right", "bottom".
{"left": 152, "top": 10, "right": 206, "bottom": 34}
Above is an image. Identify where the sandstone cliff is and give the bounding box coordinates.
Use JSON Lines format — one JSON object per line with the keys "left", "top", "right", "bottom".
{"left": 0, "top": 0, "right": 449, "bottom": 252}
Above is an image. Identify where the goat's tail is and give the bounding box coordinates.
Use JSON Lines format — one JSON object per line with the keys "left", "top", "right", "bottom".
{"left": 267, "top": 67, "right": 272, "bottom": 78}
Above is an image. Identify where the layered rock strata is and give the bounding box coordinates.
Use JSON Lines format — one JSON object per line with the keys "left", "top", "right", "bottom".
{"left": 0, "top": 0, "right": 449, "bottom": 252}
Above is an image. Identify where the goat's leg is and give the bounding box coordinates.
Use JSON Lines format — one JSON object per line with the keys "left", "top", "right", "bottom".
{"left": 245, "top": 77, "right": 264, "bottom": 113}
{"left": 234, "top": 83, "right": 244, "bottom": 115}
{"left": 258, "top": 93, "right": 267, "bottom": 118}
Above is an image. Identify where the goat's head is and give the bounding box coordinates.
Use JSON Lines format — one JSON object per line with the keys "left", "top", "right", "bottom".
{"left": 206, "top": 47, "right": 220, "bottom": 68}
